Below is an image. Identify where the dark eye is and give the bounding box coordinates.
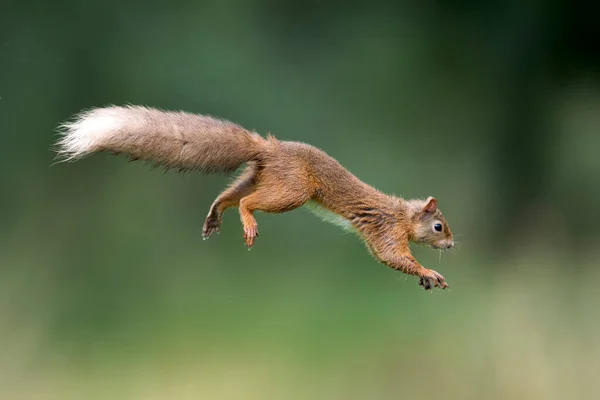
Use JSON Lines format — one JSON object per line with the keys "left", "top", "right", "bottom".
{"left": 434, "top": 223, "right": 442, "bottom": 232}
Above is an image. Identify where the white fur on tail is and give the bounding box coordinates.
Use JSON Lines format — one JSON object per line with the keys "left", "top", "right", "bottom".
{"left": 56, "top": 107, "right": 128, "bottom": 160}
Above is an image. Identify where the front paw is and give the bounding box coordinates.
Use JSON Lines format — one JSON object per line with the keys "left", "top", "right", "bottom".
{"left": 418, "top": 269, "right": 448, "bottom": 290}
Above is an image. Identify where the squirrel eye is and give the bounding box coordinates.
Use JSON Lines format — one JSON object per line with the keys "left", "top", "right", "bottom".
{"left": 433, "top": 223, "right": 442, "bottom": 232}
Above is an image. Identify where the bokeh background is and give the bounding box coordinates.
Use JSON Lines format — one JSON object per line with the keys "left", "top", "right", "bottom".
{"left": 1, "top": 1, "right": 599, "bottom": 399}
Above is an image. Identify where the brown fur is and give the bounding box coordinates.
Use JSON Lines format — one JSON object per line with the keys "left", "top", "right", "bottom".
{"left": 56, "top": 106, "right": 454, "bottom": 290}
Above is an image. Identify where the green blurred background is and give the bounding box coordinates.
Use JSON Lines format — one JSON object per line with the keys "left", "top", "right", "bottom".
{"left": 1, "top": 1, "right": 599, "bottom": 399}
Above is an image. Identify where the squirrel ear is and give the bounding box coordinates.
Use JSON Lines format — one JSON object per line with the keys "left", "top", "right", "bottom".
{"left": 422, "top": 196, "right": 438, "bottom": 213}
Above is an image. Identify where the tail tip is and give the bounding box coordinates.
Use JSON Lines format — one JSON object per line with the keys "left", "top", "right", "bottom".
{"left": 54, "top": 107, "right": 123, "bottom": 161}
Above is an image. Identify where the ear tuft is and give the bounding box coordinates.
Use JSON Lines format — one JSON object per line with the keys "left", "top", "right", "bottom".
{"left": 422, "top": 196, "right": 438, "bottom": 213}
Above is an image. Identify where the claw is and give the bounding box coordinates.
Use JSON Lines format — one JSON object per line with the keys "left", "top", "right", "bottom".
{"left": 418, "top": 269, "right": 448, "bottom": 291}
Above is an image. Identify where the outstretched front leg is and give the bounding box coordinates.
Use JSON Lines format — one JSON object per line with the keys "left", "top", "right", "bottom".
{"left": 375, "top": 245, "right": 448, "bottom": 290}
{"left": 202, "top": 164, "right": 258, "bottom": 239}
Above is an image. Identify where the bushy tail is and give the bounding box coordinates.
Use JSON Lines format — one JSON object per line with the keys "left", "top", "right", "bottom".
{"left": 55, "top": 105, "right": 267, "bottom": 173}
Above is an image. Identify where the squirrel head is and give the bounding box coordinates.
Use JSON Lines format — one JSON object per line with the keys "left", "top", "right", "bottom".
{"left": 406, "top": 196, "right": 454, "bottom": 250}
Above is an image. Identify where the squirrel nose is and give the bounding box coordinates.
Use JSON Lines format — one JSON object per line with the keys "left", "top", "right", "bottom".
{"left": 446, "top": 241, "right": 454, "bottom": 249}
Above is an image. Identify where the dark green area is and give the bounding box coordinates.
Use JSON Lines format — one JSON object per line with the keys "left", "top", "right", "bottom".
{"left": 1, "top": 1, "right": 599, "bottom": 399}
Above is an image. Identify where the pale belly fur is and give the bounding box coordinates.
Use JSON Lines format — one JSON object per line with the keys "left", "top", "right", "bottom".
{"left": 303, "top": 200, "right": 356, "bottom": 233}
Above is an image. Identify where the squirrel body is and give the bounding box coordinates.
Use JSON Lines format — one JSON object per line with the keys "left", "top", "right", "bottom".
{"left": 57, "top": 105, "right": 454, "bottom": 290}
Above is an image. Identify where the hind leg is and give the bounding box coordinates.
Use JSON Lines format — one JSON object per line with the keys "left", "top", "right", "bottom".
{"left": 202, "top": 165, "right": 258, "bottom": 239}
{"left": 238, "top": 182, "right": 311, "bottom": 248}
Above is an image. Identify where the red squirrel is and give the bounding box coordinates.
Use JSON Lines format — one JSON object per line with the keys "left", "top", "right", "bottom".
{"left": 56, "top": 106, "right": 454, "bottom": 290}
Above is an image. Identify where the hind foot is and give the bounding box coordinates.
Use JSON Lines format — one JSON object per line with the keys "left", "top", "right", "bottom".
{"left": 243, "top": 224, "right": 258, "bottom": 249}
{"left": 202, "top": 209, "right": 222, "bottom": 239}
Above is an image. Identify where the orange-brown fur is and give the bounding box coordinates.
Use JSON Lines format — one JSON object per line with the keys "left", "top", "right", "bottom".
{"left": 56, "top": 106, "right": 454, "bottom": 290}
